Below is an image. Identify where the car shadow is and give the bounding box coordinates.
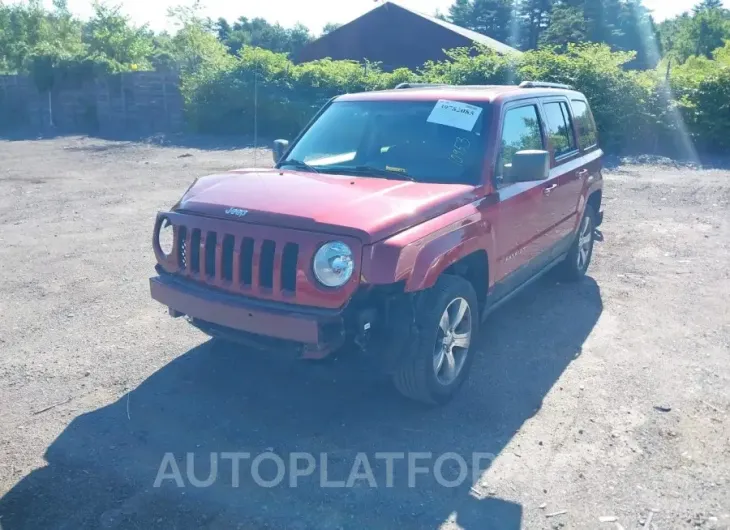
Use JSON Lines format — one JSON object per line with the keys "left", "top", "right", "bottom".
{"left": 0, "top": 276, "right": 603, "bottom": 530}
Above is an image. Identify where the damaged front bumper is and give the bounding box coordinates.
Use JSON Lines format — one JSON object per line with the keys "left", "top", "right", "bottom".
{"left": 150, "top": 271, "right": 416, "bottom": 367}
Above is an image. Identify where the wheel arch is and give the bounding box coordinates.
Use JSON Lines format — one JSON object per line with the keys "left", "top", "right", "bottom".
{"left": 361, "top": 203, "right": 496, "bottom": 299}
{"left": 404, "top": 231, "right": 494, "bottom": 301}
{"left": 442, "top": 250, "right": 489, "bottom": 313}
{"left": 587, "top": 189, "right": 602, "bottom": 215}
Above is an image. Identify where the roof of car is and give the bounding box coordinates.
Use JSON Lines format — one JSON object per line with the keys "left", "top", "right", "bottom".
{"left": 337, "top": 84, "right": 585, "bottom": 104}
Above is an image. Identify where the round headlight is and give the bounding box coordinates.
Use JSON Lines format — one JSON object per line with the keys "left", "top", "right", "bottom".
{"left": 158, "top": 219, "right": 174, "bottom": 256}
{"left": 313, "top": 241, "right": 354, "bottom": 287}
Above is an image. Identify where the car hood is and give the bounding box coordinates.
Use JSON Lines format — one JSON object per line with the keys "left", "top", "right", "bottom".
{"left": 174, "top": 168, "right": 477, "bottom": 243}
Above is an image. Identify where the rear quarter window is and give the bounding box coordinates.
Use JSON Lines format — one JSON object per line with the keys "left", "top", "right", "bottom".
{"left": 571, "top": 99, "right": 598, "bottom": 149}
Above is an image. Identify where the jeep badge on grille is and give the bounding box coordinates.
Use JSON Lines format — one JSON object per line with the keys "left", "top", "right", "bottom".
{"left": 225, "top": 207, "right": 248, "bottom": 217}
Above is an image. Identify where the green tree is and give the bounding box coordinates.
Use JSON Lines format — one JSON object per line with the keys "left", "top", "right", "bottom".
{"left": 517, "top": 0, "right": 553, "bottom": 49}
{"left": 582, "top": 0, "right": 622, "bottom": 45}
{"left": 448, "top": 0, "right": 517, "bottom": 45}
{"left": 321, "top": 22, "right": 342, "bottom": 35}
{"left": 167, "top": 2, "right": 232, "bottom": 75}
{"left": 215, "top": 16, "right": 312, "bottom": 56}
{"left": 84, "top": 2, "right": 154, "bottom": 70}
{"left": 689, "top": 8, "right": 730, "bottom": 58}
{"left": 539, "top": 4, "right": 587, "bottom": 47}
{"left": 0, "top": 0, "right": 84, "bottom": 73}
{"left": 214, "top": 17, "right": 231, "bottom": 43}
{"left": 694, "top": 0, "right": 725, "bottom": 14}
{"left": 659, "top": 6, "right": 730, "bottom": 61}
{"left": 448, "top": 0, "right": 474, "bottom": 26}
{"left": 614, "top": 0, "right": 661, "bottom": 69}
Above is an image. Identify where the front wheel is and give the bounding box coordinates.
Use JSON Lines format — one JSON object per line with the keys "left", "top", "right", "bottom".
{"left": 392, "top": 275, "right": 479, "bottom": 405}
{"left": 558, "top": 204, "right": 596, "bottom": 281}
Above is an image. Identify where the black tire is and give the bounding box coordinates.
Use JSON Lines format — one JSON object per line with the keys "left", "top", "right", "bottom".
{"left": 392, "top": 275, "right": 479, "bottom": 405}
{"left": 558, "top": 204, "right": 597, "bottom": 281}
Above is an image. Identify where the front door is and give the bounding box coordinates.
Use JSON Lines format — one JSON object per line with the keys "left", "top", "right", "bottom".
{"left": 484, "top": 101, "right": 553, "bottom": 285}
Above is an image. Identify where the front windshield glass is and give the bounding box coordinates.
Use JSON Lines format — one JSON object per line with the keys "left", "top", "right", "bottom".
{"left": 281, "top": 100, "right": 489, "bottom": 185}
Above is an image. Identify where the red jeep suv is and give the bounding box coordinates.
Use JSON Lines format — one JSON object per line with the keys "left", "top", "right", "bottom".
{"left": 150, "top": 81, "right": 604, "bottom": 404}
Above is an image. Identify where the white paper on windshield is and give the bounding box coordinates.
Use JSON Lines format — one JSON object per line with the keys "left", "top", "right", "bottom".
{"left": 426, "top": 99, "right": 482, "bottom": 131}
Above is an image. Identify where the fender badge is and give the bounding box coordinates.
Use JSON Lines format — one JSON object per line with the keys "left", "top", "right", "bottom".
{"left": 225, "top": 207, "right": 248, "bottom": 217}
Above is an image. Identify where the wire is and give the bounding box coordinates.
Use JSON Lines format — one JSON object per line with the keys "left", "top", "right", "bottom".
{"left": 253, "top": 63, "right": 258, "bottom": 168}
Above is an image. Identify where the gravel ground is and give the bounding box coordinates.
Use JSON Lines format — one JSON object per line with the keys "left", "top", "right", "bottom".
{"left": 0, "top": 136, "right": 728, "bottom": 530}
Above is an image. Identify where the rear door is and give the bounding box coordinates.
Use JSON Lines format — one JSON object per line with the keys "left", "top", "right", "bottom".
{"left": 538, "top": 98, "right": 582, "bottom": 251}
{"left": 568, "top": 98, "right": 603, "bottom": 223}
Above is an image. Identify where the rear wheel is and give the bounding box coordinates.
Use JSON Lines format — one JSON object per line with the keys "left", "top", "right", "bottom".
{"left": 392, "top": 275, "right": 478, "bottom": 405}
{"left": 558, "top": 204, "right": 596, "bottom": 281}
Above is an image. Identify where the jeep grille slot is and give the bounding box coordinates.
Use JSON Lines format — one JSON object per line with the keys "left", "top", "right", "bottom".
{"left": 204, "top": 232, "right": 217, "bottom": 278}
{"left": 239, "top": 237, "right": 255, "bottom": 286}
{"left": 176, "top": 226, "right": 188, "bottom": 270}
{"left": 190, "top": 229, "right": 202, "bottom": 274}
{"left": 221, "top": 234, "right": 235, "bottom": 282}
{"left": 281, "top": 243, "right": 298, "bottom": 292}
{"left": 259, "top": 240, "right": 276, "bottom": 289}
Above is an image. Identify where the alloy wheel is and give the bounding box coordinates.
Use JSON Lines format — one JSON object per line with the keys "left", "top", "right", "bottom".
{"left": 577, "top": 215, "right": 593, "bottom": 271}
{"left": 433, "top": 297, "right": 472, "bottom": 385}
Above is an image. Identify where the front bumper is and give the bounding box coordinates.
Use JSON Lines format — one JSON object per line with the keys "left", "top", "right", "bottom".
{"left": 150, "top": 273, "right": 345, "bottom": 353}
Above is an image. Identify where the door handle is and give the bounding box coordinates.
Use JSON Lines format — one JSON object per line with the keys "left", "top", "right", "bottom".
{"left": 543, "top": 184, "right": 558, "bottom": 195}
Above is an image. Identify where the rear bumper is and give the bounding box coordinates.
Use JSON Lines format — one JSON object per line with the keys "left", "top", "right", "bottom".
{"left": 149, "top": 273, "right": 344, "bottom": 348}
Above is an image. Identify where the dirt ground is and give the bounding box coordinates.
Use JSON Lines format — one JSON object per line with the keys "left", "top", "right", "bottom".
{"left": 0, "top": 136, "right": 728, "bottom": 530}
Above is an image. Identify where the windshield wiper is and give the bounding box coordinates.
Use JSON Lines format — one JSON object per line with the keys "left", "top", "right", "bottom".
{"left": 322, "top": 165, "right": 415, "bottom": 181}
{"left": 279, "top": 159, "right": 319, "bottom": 173}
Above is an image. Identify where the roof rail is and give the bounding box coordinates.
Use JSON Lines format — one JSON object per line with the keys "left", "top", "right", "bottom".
{"left": 394, "top": 82, "right": 449, "bottom": 89}
{"left": 519, "top": 81, "right": 574, "bottom": 90}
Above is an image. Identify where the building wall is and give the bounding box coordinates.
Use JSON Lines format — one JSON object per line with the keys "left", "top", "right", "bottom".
{"left": 0, "top": 72, "right": 183, "bottom": 135}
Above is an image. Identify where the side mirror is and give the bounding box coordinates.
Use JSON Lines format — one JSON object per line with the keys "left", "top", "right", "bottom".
{"left": 272, "top": 139, "right": 289, "bottom": 164}
{"left": 507, "top": 150, "right": 550, "bottom": 182}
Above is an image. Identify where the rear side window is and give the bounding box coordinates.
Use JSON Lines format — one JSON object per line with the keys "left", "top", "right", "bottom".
{"left": 571, "top": 99, "right": 598, "bottom": 149}
{"left": 542, "top": 101, "right": 577, "bottom": 159}
{"left": 497, "top": 105, "right": 544, "bottom": 179}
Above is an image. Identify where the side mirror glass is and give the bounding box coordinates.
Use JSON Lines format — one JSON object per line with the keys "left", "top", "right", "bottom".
{"left": 506, "top": 150, "right": 550, "bottom": 182}
{"left": 272, "top": 139, "right": 289, "bottom": 164}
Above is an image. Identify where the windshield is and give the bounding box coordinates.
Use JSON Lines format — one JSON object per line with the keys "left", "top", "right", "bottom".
{"left": 280, "top": 99, "right": 489, "bottom": 185}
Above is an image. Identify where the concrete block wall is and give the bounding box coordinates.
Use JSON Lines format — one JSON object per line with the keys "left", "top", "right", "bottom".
{"left": 0, "top": 72, "right": 184, "bottom": 135}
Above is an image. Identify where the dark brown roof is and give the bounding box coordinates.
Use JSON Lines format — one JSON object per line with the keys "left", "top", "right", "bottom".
{"left": 295, "top": 1, "right": 521, "bottom": 70}
{"left": 393, "top": 3, "right": 521, "bottom": 56}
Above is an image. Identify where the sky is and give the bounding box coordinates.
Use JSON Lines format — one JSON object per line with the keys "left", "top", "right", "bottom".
{"left": 12, "top": 0, "right": 730, "bottom": 33}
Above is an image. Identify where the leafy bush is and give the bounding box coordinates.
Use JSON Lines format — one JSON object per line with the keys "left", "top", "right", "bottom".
{"left": 420, "top": 44, "right": 664, "bottom": 154}
{"left": 183, "top": 43, "right": 706, "bottom": 156}
{"left": 182, "top": 47, "right": 414, "bottom": 137}
{"left": 669, "top": 42, "right": 730, "bottom": 153}
{"left": 3, "top": 0, "right": 729, "bottom": 156}
{"left": 183, "top": 43, "right": 730, "bottom": 157}
{"left": 518, "top": 45, "right": 664, "bottom": 154}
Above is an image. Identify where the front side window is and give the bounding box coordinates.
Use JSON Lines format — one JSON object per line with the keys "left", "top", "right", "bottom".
{"left": 542, "top": 101, "right": 577, "bottom": 159}
{"left": 497, "top": 105, "right": 544, "bottom": 183}
{"left": 281, "top": 100, "right": 489, "bottom": 185}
